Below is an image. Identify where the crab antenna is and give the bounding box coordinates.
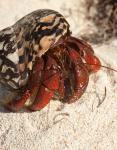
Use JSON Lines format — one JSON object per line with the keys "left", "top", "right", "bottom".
{"left": 84, "top": 63, "right": 117, "bottom": 73}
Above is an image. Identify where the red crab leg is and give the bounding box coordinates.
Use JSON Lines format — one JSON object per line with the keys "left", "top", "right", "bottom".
{"left": 30, "top": 56, "right": 60, "bottom": 111}
{"left": 28, "top": 58, "right": 44, "bottom": 97}
{"left": 66, "top": 36, "right": 101, "bottom": 73}
{"left": 6, "top": 58, "right": 44, "bottom": 111}
{"left": 66, "top": 49, "right": 89, "bottom": 103}
{"left": 6, "top": 90, "right": 31, "bottom": 111}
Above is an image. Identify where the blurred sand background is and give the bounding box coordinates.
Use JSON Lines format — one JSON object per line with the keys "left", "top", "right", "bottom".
{"left": 0, "top": 0, "right": 117, "bottom": 150}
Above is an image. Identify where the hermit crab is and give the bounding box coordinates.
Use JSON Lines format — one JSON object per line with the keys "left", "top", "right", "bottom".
{"left": 0, "top": 9, "right": 101, "bottom": 111}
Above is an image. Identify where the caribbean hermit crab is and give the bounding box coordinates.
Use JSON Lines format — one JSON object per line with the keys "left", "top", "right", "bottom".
{"left": 0, "top": 9, "right": 101, "bottom": 111}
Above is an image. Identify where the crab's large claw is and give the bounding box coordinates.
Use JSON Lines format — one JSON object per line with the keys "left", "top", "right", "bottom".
{"left": 66, "top": 36, "right": 101, "bottom": 73}
{"left": 30, "top": 56, "right": 60, "bottom": 111}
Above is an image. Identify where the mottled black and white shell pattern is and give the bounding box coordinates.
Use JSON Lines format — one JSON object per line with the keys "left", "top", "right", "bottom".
{"left": 0, "top": 9, "right": 70, "bottom": 90}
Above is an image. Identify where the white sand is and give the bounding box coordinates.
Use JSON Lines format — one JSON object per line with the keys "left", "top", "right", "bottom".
{"left": 0, "top": 0, "right": 117, "bottom": 150}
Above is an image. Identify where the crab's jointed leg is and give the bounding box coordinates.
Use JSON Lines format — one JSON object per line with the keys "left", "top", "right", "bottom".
{"left": 30, "top": 56, "right": 60, "bottom": 111}
{"left": 63, "top": 49, "right": 89, "bottom": 103}
{"left": 6, "top": 58, "right": 44, "bottom": 111}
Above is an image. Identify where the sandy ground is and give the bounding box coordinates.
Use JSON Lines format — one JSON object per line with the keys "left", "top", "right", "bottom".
{"left": 0, "top": 0, "right": 117, "bottom": 150}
